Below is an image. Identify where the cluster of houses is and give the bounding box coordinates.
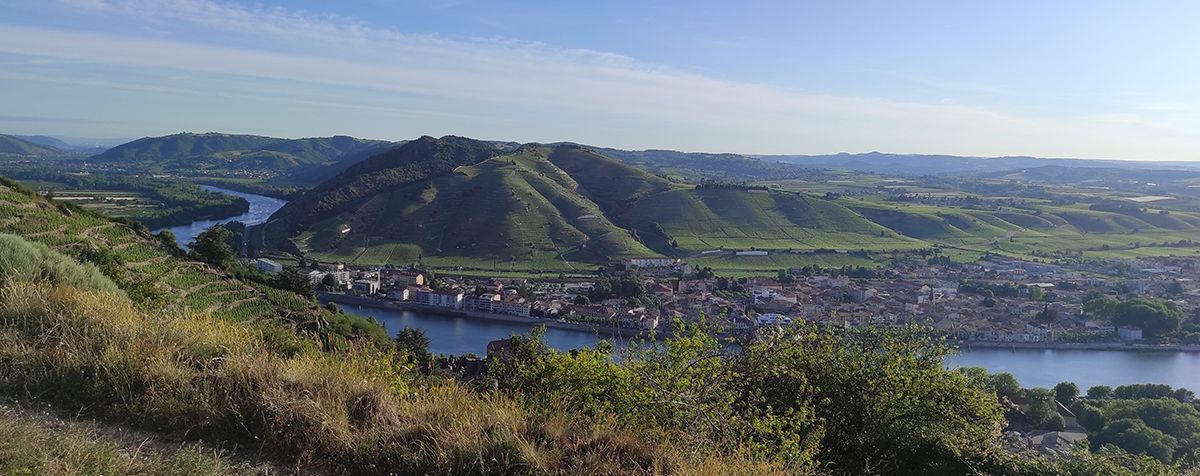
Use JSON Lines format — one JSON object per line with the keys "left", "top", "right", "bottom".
{"left": 293, "top": 250, "right": 1200, "bottom": 343}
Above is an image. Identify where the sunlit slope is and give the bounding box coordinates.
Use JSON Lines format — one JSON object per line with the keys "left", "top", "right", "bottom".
{"left": 0, "top": 177, "right": 317, "bottom": 322}
{"left": 622, "top": 188, "right": 924, "bottom": 254}
{"left": 293, "top": 150, "right": 656, "bottom": 267}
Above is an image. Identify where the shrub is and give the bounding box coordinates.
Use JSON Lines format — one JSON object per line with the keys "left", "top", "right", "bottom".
{"left": 0, "top": 233, "right": 122, "bottom": 295}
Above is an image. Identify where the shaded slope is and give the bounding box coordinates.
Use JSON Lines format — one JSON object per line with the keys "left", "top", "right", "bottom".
{"left": 268, "top": 135, "right": 501, "bottom": 237}
{"left": 87, "top": 132, "right": 392, "bottom": 175}
{"left": 545, "top": 145, "right": 672, "bottom": 214}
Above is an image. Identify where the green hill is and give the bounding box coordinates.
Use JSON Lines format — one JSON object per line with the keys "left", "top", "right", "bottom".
{"left": 270, "top": 138, "right": 937, "bottom": 268}
{"left": 88, "top": 132, "right": 393, "bottom": 178}
{"left": 0, "top": 134, "right": 58, "bottom": 156}
{"left": 279, "top": 143, "right": 656, "bottom": 268}
{"left": 545, "top": 145, "right": 672, "bottom": 213}
{"left": 623, "top": 188, "right": 923, "bottom": 254}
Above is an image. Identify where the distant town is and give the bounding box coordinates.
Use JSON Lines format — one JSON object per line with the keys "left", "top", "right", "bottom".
{"left": 252, "top": 249, "right": 1200, "bottom": 350}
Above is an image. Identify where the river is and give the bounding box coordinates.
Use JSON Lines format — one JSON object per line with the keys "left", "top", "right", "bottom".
{"left": 338, "top": 303, "right": 1200, "bottom": 392}
{"left": 154, "top": 185, "right": 287, "bottom": 250}
{"left": 162, "top": 188, "right": 1200, "bottom": 392}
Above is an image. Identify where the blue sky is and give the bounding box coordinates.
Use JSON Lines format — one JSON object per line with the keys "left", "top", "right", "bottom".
{"left": 0, "top": 0, "right": 1198, "bottom": 159}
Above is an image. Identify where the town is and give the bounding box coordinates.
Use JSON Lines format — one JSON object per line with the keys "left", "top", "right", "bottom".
{"left": 252, "top": 249, "right": 1200, "bottom": 350}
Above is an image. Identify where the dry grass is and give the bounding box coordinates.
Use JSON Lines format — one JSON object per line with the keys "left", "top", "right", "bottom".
{"left": 0, "top": 409, "right": 246, "bottom": 476}
{"left": 0, "top": 283, "right": 775, "bottom": 474}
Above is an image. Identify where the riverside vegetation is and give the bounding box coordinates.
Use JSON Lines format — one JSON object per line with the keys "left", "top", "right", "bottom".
{"left": 0, "top": 176, "right": 1194, "bottom": 474}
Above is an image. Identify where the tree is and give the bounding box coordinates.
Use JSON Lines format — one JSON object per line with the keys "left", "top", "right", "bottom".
{"left": 274, "top": 266, "right": 314, "bottom": 298}
{"left": 1084, "top": 297, "right": 1119, "bottom": 319}
{"left": 989, "top": 373, "right": 1022, "bottom": 400}
{"left": 1029, "top": 286, "right": 1045, "bottom": 302}
{"left": 1098, "top": 419, "right": 1178, "bottom": 462}
{"left": 1054, "top": 381, "right": 1079, "bottom": 404}
{"left": 395, "top": 327, "right": 432, "bottom": 373}
{"left": 321, "top": 273, "right": 341, "bottom": 291}
{"left": 1088, "top": 385, "right": 1114, "bottom": 400}
{"left": 573, "top": 294, "right": 590, "bottom": 305}
{"left": 189, "top": 225, "right": 234, "bottom": 268}
{"left": 1072, "top": 402, "right": 1104, "bottom": 431}
{"left": 1028, "top": 388, "right": 1065, "bottom": 430}
{"left": 981, "top": 296, "right": 996, "bottom": 308}
{"left": 1167, "top": 282, "right": 1185, "bottom": 295}
{"left": 1112, "top": 298, "right": 1182, "bottom": 337}
{"left": 157, "top": 229, "right": 178, "bottom": 251}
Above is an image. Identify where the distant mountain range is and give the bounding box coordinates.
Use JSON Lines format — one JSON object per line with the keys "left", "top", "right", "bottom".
{"left": 756, "top": 151, "right": 1200, "bottom": 176}
{"left": 86, "top": 132, "right": 395, "bottom": 178}
{"left": 14, "top": 130, "right": 1200, "bottom": 179}
{"left": 0, "top": 134, "right": 60, "bottom": 156}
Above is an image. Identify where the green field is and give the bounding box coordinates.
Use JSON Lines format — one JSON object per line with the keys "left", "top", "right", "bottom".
{"left": 622, "top": 188, "right": 926, "bottom": 254}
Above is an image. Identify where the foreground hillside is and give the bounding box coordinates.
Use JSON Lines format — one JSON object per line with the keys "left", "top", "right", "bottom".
{"left": 0, "top": 176, "right": 332, "bottom": 325}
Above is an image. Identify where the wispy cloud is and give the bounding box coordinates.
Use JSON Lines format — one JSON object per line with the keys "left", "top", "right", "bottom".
{"left": 0, "top": 0, "right": 1194, "bottom": 160}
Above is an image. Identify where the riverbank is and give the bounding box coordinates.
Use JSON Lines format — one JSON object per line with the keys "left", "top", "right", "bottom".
{"left": 956, "top": 340, "right": 1200, "bottom": 352}
{"left": 319, "top": 292, "right": 655, "bottom": 340}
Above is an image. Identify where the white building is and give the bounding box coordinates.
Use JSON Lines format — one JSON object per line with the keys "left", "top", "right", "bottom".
{"left": 412, "top": 288, "right": 464, "bottom": 309}
{"left": 756, "top": 313, "right": 793, "bottom": 326}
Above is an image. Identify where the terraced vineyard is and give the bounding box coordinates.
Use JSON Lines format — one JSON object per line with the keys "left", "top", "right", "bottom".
{"left": 0, "top": 178, "right": 318, "bottom": 324}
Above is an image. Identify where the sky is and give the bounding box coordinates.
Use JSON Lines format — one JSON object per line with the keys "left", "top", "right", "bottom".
{"left": 0, "top": 0, "right": 1198, "bottom": 160}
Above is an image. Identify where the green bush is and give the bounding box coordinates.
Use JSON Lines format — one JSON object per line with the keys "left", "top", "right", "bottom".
{"left": 0, "top": 233, "right": 122, "bottom": 295}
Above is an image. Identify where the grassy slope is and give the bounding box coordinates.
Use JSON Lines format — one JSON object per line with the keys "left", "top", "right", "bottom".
{"left": 0, "top": 177, "right": 317, "bottom": 323}
{"left": 0, "top": 406, "right": 249, "bottom": 476}
{"left": 545, "top": 145, "right": 673, "bottom": 213}
{"left": 297, "top": 150, "right": 656, "bottom": 269}
{"left": 0, "top": 283, "right": 758, "bottom": 474}
{"left": 623, "top": 189, "right": 924, "bottom": 254}
{"left": 844, "top": 198, "right": 1200, "bottom": 261}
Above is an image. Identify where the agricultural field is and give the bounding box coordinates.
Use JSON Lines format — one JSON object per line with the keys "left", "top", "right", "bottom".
{"left": 688, "top": 252, "right": 888, "bottom": 275}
